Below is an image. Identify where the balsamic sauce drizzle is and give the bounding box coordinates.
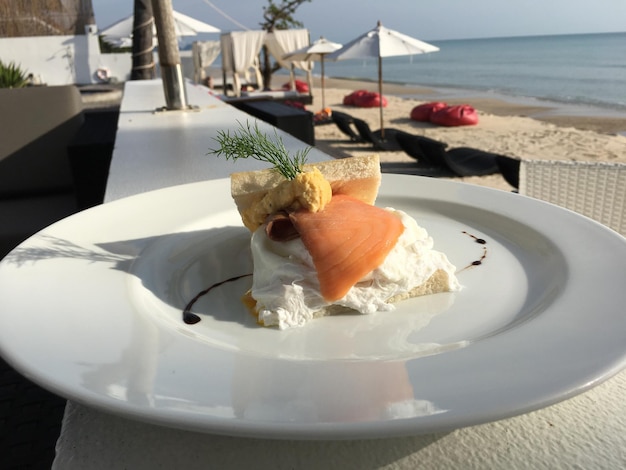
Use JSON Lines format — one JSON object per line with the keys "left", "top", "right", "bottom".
{"left": 182, "top": 273, "right": 252, "bottom": 324}
{"left": 183, "top": 230, "right": 488, "bottom": 324}
{"left": 459, "top": 230, "right": 488, "bottom": 272}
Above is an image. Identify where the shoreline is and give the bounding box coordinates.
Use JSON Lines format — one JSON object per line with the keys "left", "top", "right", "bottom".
{"left": 316, "top": 76, "right": 626, "bottom": 136}
{"left": 309, "top": 76, "right": 626, "bottom": 192}
{"left": 79, "top": 76, "right": 625, "bottom": 193}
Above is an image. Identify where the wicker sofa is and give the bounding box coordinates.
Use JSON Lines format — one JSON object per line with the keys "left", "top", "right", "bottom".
{"left": 0, "top": 85, "right": 118, "bottom": 259}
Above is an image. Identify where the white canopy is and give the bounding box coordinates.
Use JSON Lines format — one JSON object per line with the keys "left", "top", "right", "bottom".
{"left": 220, "top": 30, "right": 267, "bottom": 94}
{"left": 266, "top": 29, "right": 313, "bottom": 91}
{"left": 328, "top": 21, "right": 439, "bottom": 137}
{"left": 192, "top": 40, "right": 222, "bottom": 84}
{"left": 101, "top": 10, "right": 220, "bottom": 47}
{"left": 327, "top": 21, "right": 439, "bottom": 60}
{"left": 282, "top": 36, "right": 342, "bottom": 62}
{"left": 220, "top": 29, "right": 312, "bottom": 96}
{"left": 283, "top": 37, "right": 342, "bottom": 109}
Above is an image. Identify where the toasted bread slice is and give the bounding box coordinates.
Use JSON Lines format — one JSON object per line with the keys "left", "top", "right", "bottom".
{"left": 230, "top": 155, "right": 381, "bottom": 223}
{"left": 231, "top": 154, "right": 459, "bottom": 327}
{"left": 257, "top": 268, "right": 456, "bottom": 326}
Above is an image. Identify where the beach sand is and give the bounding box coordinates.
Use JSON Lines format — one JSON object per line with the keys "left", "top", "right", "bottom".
{"left": 310, "top": 77, "right": 626, "bottom": 191}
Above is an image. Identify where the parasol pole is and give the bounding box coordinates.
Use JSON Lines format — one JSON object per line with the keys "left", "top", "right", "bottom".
{"left": 320, "top": 55, "right": 326, "bottom": 109}
{"left": 290, "top": 63, "right": 296, "bottom": 91}
{"left": 378, "top": 55, "right": 384, "bottom": 140}
{"left": 151, "top": 0, "right": 190, "bottom": 109}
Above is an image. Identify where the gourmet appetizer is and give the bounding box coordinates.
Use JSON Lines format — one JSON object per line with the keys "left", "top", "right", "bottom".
{"left": 210, "top": 121, "right": 460, "bottom": 329}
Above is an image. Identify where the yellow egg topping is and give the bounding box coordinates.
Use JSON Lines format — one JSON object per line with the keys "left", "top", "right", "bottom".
{"left": 241, "top": 167, "right": 332, "bottom": 231}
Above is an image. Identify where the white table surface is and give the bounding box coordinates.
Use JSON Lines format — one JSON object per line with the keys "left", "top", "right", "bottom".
{"left": 52, "top": 80, "right": 626, "bottom": 469}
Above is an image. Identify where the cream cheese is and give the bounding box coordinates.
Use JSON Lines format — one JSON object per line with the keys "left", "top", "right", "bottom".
{"left": 250, "top": 208, "right": 461, "bottom": 329}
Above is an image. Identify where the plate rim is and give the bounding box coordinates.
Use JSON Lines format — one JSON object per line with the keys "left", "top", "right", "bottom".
{"left": 1, "top": 174, "right": 625, "bottom": 439}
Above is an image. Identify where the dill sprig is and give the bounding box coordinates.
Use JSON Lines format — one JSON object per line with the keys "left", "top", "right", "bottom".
{"left": 208, "top": 120, "right": 310, "bottom": 180}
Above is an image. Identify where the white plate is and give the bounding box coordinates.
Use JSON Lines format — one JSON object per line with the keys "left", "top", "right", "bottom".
{"left": 1, "top": 175, "right": 625, "bottom": 439}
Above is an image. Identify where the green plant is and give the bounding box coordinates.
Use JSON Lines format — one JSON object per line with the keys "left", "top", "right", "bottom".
{"left": 259, "top": 0, "right": 311, "bottom": 88}
{"left": 208, "top": 120, "right": 310, "bottom": 180}
{"left": 98, "top": 35, "right": 131, "bottom": 54}
{"left": 0, "top": 60, "right": 29, "bottom": 88}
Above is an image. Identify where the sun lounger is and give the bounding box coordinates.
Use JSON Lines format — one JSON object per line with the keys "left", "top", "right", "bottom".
{"left": 331, "top": 111, "right": 365, "bottom": 142}
{"left": 394, "top": 131, "right": 502, "bottom": 177}
{"left": 496, "top": 155, "right": 521, "bottom": 189}
{"left": 350, "top": 117, "right": 403, "bottom": 151}
{"left": 444, "top": 147, "right": 502, "bottom": 177}
{"left": 394, "top": 131, "right": 453, "bottom": 174}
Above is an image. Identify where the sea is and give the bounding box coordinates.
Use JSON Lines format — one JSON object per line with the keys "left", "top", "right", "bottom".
{"left": 320, "top": 32, "right": 626, "bottom": 118}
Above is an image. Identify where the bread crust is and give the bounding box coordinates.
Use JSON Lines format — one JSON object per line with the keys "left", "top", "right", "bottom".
{"left": 232, "top": 155, "right": 456, "bottom": 326}
{"left": 230, "top": 155, "right": 381, "bottom": 218}
{"left": 257, "top": 269, "right": 453, "bottom": 325}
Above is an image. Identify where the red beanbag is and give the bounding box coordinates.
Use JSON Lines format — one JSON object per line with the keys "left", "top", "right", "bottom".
{"left": 283, "top": 100, "right": 306, "bottom": 110}
{"left": 282, "top": 79, "right": 309, "bottom": 93}
{"left": 355, "top": 92, "right": 387, "bottom": 108}
{"left": 343, "top": 89, "right": 368, "bottom": 105}
{"left": 430, "top": 105, "right": 479, "bottom": 126}
{"left": 410, "top": 102, "right": 448, "bottom": 122}
{"left": 343, "top": 90, "right": 387, "bottom": 107}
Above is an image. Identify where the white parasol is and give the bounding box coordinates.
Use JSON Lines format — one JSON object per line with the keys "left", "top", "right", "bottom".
{"left": 283, "top": 36, "right": 342, "bottom": 110}
{"left": 328, "top": 21, "right": 439, "bottom": 138}
{"left": 101, "top": 10, "right": 220, "bottom": 47}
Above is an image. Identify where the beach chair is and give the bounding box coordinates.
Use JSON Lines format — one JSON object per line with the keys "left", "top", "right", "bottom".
{"left": 495, "top": 155, "right": 521, "bottom": 189}
{"left": 518, "top": 159, "right": 626, "bottom": 235}
{"left": 331, "top": 111, "right": 365, "bottom": 142}
{"left": 444, "top": 147, "right": 503, "bottom": 177}
{"left": 395, "top": 131, "right": 452, "bottom": 172}
{"left": 395, "top": 131, "right": 501, "bottom": 177}
{"left": 351, "top": 117, "right": 403, "bottom": 151}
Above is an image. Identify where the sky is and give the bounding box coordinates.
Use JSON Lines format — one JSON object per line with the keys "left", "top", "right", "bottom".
{"left": 92, "top": 0, "right": 626, "bottom": 43}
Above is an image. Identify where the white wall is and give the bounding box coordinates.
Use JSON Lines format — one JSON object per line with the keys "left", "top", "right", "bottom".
{"left": 0, "top": 26, "right": 131, "bottom": 85}
{"left": 0, "top": 26, "right": 201, "bottom": 86}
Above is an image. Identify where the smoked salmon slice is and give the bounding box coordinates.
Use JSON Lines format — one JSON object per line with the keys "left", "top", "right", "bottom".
{"left": 290, "top": 194, "right": 404, "bottom": 301}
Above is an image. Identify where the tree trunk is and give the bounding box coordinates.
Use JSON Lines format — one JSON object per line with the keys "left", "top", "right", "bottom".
{"left": 261, "top": 45, "right": 272, "bottom": 90}
{"left": 130, "top": 0, "right": 155, "bottom": 80}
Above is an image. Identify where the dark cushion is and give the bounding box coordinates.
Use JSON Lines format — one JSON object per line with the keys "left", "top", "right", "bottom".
{"left": 0, "top": 85, "right": 84, "bottom": 197}
{"left": 395, "top": 132, "right": 448, "bottom": 166}
{"left": 413, "top": 135, "right": 448, "bottom": 156}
